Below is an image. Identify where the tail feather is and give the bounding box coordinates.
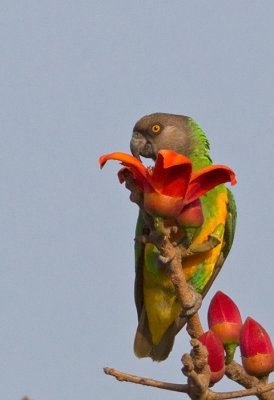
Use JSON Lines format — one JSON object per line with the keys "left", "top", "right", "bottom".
{"left": 134, "top": 307, "right": 186, "bottom": 361}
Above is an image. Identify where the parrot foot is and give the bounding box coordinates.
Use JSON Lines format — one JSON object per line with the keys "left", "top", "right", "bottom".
{"left": 179, "top": 286, "right": 202, "bottom": 318}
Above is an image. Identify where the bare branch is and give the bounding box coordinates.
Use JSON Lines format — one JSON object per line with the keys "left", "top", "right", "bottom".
{"left": 210, "top": 382, "right": 274, "bottom": 400}
{"left": 104, "top": 367, "right": 274, "bottom": 400}
{"left": 103, "top": 367, "right": 188, "bottom": 393}
{"left": 225, "top": 362, "right": 274, "bottom": 400}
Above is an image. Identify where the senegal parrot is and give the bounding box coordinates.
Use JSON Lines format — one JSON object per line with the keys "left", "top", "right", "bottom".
{"left": 130, "top": 113, "right": 237, "bottom": 361}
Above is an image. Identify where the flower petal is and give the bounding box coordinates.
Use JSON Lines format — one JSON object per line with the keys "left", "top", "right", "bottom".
{"left": 99, "top": 152, "right": 151, "bottom": 191}
{"left": 99, "top": 152, "right": 147, "bottom": 174}
{"left": 144, "top": 191, "right": 185, "bottom": 218}
{"left": 186, "top": 165, "right": 236, "bottom": 203}
{"left": 151, "top": 150, "right": 192, "bottom": 198}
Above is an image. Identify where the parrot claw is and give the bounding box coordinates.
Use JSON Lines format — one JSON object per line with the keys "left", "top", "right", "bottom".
{"left": 158, "top": 255, "right": 174, "bottom": 264}
{"left": 179, "top": 286, "right": 202, "bottom": 318}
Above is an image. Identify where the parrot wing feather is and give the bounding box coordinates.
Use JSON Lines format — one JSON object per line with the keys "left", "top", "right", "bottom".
{"left": 134, "top": 306, "right": 187, "bottom": 361}
{"left": 199, "top": 188, "right": 237, "bottom": 300}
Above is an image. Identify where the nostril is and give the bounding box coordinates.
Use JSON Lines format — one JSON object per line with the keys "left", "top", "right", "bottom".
{"left": 132, "top": 130, "right": 144, "bottom": 139}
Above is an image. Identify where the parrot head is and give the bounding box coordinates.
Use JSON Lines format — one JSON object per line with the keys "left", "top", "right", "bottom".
{"left": 130, "top": 112, "right": 206, "bottom": 161}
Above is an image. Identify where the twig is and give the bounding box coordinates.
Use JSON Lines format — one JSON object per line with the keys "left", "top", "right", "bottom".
{"left": 225, "top": 361, "right": 260, "bottom": 388}
{"left": 225, "top": 362, "right": 274, "bottom": 400}
{"left": 156, "top": 222, "right": 204, "bottom": 336}
{"left": 104, "top": 367, "right": 274, "bottom": 399}
{"left": 103, "top": 367, "right": 188, "bottom": 393}
{"left": 210, "top": 383, "right": 274, "bottom": 400}
{"left": 182, "top": 339, "right": 211, "bottom": 400}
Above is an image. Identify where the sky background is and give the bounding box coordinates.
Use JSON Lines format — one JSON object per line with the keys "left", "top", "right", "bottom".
{"left": 0, "top": 1, "right": 273, "bottom": 399}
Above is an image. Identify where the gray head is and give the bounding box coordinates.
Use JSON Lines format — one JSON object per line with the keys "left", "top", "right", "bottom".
{"left": 130, "top": 113, "right": 194, "bottom": 161}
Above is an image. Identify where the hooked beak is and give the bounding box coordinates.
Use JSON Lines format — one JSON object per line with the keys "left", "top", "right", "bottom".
{"left": 130, "top": 131, "right": 156, "bottom": 161}
{"left": 130, "top": 131, "right": 145, "bottom": 160}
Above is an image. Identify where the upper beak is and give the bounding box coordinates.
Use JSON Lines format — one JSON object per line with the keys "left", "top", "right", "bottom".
{"left": 130, "top": 131, "right": 147, "bottom": 161}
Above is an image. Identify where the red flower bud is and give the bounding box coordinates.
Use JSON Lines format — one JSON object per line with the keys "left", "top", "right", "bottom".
{"left": 176, "top": 198, "right": 204, "bottom": 227}
{"left": 208, "top": 291, "right": 242, "bottom": 346}
{"left": 199, "top": 330, "right": 225, "bottom": 384}
{"left": 240, "top": 317, "right": 274, "bottom": 377}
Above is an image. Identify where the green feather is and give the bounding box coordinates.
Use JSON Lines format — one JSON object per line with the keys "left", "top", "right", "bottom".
{"left": 187, "top": 117, "right": 212, "bottom": 169}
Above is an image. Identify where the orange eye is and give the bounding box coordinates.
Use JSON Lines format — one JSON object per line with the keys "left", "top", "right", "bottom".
{"left": 152, "top": 124, "right": 161, "bottom": 133}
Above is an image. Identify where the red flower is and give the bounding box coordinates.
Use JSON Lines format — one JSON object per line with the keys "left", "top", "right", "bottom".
{"left": 240, "top": 317, "right": 274, "bottom": 377}
{"left": 99, "top": 150, "right": 236, "bottom": 227}
{"left": 207, "top": 291, "right": 243, "bottom": 364}
{"left": 208, "top": 291, "right": 242, "bottom": 363}
{"left": 199, "top": 330, "right": 225, "bottom": 384}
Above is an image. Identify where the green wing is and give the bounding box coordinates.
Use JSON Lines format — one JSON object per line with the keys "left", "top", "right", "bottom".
{"left": 223, "top": 188, "right": 237, "bottom": 258}
{"left": 201, "top": 188, "right": 237, "bottom": 299}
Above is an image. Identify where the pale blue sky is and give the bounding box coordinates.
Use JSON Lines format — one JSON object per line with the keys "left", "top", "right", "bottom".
{"left": 0, "top": 1, "right": 273, "bottom": 399}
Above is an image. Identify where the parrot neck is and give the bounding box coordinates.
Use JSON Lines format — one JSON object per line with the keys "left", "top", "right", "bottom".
{"left": 190, "top": 153, "right": 212, "bottom": 170}
{"left": 187, "top": 117, "right": 212, "bottom": 170}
